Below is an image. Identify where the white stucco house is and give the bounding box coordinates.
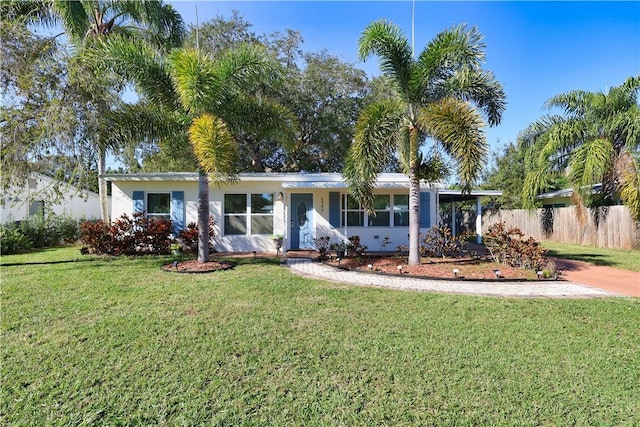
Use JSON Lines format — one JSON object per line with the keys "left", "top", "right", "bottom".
{"left": 1, "top": 173, "right": 106, "bottom": 223}
{"left": 105, "top": 172, "right": 500, "bottom": 253}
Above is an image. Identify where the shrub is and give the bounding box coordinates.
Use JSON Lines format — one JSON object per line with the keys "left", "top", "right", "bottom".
{"left": 80, "top": 221, "right": 112, "bottom": 254}
{"left": 45, "top": 214, "right": 80, "bottom": 245}
{"left": 177, "top": 216, "right": 216, "bottom": 253}
{"left": 80, "top": 212, "right": 172, "bottom": 255}
{"left": 1, "top": 214, "right": 81, "bottom": 254}
{"left": 420, "top": 224, "right": 471, "bottom": 258}
{"left": 0, "top": 225, "right": 31, "bottom": 254}
{"left": 483, "top": 221, "right": 547, "bottom": 270}
{"left": 347, "top": 235, "right": 367, "bottom": 257}
{"left": 18, "top": 215, "right": 47, "bottom": 248}
{"left": 313, "top": 236, "right": 331, "bottom": 260}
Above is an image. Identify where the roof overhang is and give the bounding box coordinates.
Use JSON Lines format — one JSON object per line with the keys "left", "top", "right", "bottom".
{"left": 438, "top": 189, "right": 502, "bottom": 202}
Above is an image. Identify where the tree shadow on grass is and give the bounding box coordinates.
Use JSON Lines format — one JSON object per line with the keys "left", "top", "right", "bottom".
{"left": 546, "top": 250, "right": 614, "bottom": 268}
{"left": 1, "top": 257, "right": 111, "bottom": 267}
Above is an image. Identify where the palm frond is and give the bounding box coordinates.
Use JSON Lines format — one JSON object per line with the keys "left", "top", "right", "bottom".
{"left": 104, "top": 102, "right": 189, "bottom": 149}
{"left": 413, "top": 24, "right": 485, "bottom": 94}
{"left": 618, "top": 149, "right": 640, "bottom": 221}
{"left": 567, "top": 138, "right": 614, "bottom": 206}
{"left": 52, "top": 0, "right": 89, "bottom": 41}
{"left": 436, "top": 68, "right": 506, "bottom": 126}
{"left": 537, "top": 118, "right": 587, "bottom": 169}
{"left": 545, "top": 90, "right": 591, "bottom": 117}
{"left": 344, "top": 99, "right": 405, "bottom": 210}
{"left": 419, "top": 97, "right": 486, "bottom": 192}
{"left": 358, "top": 20, "right": 413, "bottom": 99}
{"left": 85, "top": 35, "right": 177, "bottom": 109}
{"left": 189, "top": 114, "right": 238, "bottom": 183}
{"left": 212, "top": 43, "right": 278, "bottom": 94}
{"left": 170, "top": 49, "right": 222, "bottom": 115}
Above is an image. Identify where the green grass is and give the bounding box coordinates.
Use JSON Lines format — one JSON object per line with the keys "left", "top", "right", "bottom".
{"left": 2, "top": 247, "right": 639, "bottom": 425}
{"left": 542, "top": 241, "right": 640, "bottom": 272}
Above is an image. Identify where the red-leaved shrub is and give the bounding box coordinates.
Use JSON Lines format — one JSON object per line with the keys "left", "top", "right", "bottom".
{"left": 80, "top": 212, "right": 171, "bottom": 255}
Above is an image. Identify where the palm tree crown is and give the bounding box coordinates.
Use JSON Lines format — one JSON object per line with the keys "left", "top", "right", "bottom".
{"left": 94, "top": 37, "right": 296, "bottom": 262}
{"left": 521, "top": 76, "right": 640, "bottom": 221}
{"left": 345, "top": 19, "right": 505, "bottom": 264}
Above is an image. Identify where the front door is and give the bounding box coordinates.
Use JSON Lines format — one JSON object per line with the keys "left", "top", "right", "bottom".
{"left": 291, "top": 193, "right": 313, "bottom": 249}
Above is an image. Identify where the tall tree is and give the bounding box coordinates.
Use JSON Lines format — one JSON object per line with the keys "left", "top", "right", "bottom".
{"left": 521, "top": 76, "right": 640, "bottom": 221}
{"left": 1, "top": 13, "right": 121, "bottom": 199}
{"left": 138, "top": 13, "right": 372, "bottom": 174}
{"left": 1, "top": 0, "right": 185, "bottom": 221}
{"left": 481, "top": 140, "right": 568, "bottom": 209}
{"left": 93, "top": 38, "right": 295, "bottom": 262}
{"left": 344, "top": 20, "right": 505, "bottom": 265}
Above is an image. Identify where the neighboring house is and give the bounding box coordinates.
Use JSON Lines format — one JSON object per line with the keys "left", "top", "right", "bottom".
{"left": 105, "top": 172, "right": 501, "bottom": 253}
{"left": 536, "top": 184, "right": 622, "bottom": 208}
{"left": 1, "top": 173, "right": 106, "bottom": 223}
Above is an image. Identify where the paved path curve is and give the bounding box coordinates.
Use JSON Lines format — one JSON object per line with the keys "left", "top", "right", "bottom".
{"left": 285, "top": 258, "right": 625, "bottom": 298}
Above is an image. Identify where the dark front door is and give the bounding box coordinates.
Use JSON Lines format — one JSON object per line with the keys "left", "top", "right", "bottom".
{"left": 291, "top": 193, "right": 313, "bottom": 249}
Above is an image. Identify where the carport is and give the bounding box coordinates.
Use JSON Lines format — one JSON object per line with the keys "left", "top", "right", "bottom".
{"left": 437, "top": 189, "right": 502, "bottom": 243}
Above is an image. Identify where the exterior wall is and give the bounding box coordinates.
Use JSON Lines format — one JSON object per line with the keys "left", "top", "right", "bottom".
{"left": 539, "top": 196, "right": 569, "bottom": 207}
{"left": 306, "top": 188, "right": 437, "bottom": 253}
{"left": 1, "top": 175, "right": 104, "bottom": 223}
{"left": 110, "top": 176, "right": 439, "bottom": 253}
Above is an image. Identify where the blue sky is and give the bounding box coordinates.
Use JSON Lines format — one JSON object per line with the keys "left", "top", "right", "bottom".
{"left": 169, "top": 0, "right": 640, "bottom": 155}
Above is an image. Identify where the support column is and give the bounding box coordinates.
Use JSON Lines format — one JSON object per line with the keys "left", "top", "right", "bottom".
{"left": 475, "top": 196, "right": 482, "bottom": 244}
{"left": 451, "top": 201, "right": 456, "bottom": 236}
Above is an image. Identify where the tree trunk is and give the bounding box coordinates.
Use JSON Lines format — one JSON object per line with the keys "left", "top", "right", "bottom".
{"left": 408, "top": 168, "right": 421, "bottom": 265}
{"left": 98, "top": 146, "right": 109, "bottom": 222}
{"left": 197, "top": 169, "right": 210, "bottom": 263}
{"left": 408, "top": 124, "right": 421, "bottom": 265}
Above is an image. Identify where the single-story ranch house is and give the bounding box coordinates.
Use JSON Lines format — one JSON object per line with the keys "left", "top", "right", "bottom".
{"left": 1, "top": 173, "right": 105, "bottom": 223}
{"left": 105, "top": 172, "right": 500, "bottom": 253}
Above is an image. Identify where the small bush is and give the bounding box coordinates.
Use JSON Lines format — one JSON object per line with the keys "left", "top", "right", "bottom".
{"left": 177, "top": 216, "right": 216, "bottom": 253}
{"left": 347, "top": 235, "right": 367, "bottom": 257}
{"left": 80, "top": 221, "right": 112, "bottom": 254}
{"left": 421, "top": 224, "right": 471, "bottom": 258}
{"left": 1, "top": 214, "right": 81, "bottom": 254}
{"left": 18, "top": 215, "right": 47, "bottom": 248}
{"left": 80, "top": 212, "right": 172, "bottom": 255}
{"left": 483, "top": 221, "right": 547, "bottom": 270}
{"left": 313, "top": 236, "right": 331, "bottom": 260}
{"left": 0, "top": 225, "right": 31, "bottom": 254}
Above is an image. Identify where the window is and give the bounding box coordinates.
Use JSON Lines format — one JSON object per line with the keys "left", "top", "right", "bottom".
{"left": 147, "top": 193, "right": 170, "bottom": 222}
{"left": 393, "top": 195, "right": 410, "bottom": 226}
{"left": 28, "top": 200, "right": 44, "bottom": 217}
{"left": 369, "top": 195, "right": 390, "bottom": 226}
{"left": 339, "top": 193, "right": 409, "bottom": 227}
{"left": 224, "top": 193, "right": 274, "bottom": 235}
{"left": 342, "top": 194, "right": 364, "bottom": 226}
{"left": 224, "top": 194, "right": 247, "bottom": 235}
{"left": 251, "top": 193, "right": 274, "bottom": 235}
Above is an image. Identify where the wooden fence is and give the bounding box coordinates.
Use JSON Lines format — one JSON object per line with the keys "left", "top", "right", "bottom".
{"left": 482, "top": 206, "right": 639, "bottom": 250}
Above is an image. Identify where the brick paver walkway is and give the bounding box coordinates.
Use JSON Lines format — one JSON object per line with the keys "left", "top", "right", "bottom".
{"left": 285, "top": 258, "right": 626, "bottom": 298}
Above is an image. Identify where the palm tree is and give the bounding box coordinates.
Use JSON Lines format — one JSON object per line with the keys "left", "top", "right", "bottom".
{"left": 14, "top": 0, "right": 185, "bottom": 221}
{"left": 94, "top": 39, "right": 295, "bottom": 262}
{"left": 344, "top": 20, "right": 505, "bottom": 265}
{"left": 521, "top": 76, "right": 640, "bottom": 221}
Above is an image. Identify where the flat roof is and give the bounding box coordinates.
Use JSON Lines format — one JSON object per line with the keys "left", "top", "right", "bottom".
{"left": 102, "top": 173, "right": 500, "bottom": 199}
{"left": 438, "top": 189, "right": 503, "bottom": 202}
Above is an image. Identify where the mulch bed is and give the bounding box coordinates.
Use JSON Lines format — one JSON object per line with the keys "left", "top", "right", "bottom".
{"left": 330, "top": 256, "right": 542, "bottom": 280}
{"left": 162, "top": 259, "right": 236, "bottom": 274}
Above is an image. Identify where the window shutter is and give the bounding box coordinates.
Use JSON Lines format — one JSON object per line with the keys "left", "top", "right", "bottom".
{"left": 419, "top": 192, "right": 431, "bottom": 228}
{"left": 171, "top": 191, "right": 185, "bottom": 234}
{"left": 329, "top": 192, "right": 340, "bottom": 228}
{"left": 133, "top": 191, "right": 145, "bottom": 213}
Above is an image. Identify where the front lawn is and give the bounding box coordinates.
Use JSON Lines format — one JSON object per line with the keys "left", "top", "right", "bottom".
{"left": 2, "top": 247, "right": 639, "bottom": 425}
{"left": 542, "top": 241, "right": 640, "bottom": 272}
